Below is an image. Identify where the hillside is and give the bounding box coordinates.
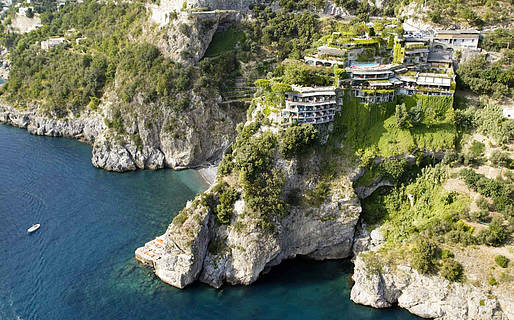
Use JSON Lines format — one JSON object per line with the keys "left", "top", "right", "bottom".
{"left": 0, "top": 0, "right": 513, "bottom": 319}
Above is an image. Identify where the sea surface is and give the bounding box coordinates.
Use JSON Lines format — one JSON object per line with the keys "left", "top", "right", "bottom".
{"left": 0, "top": 124, "right": 419, "bottom": 320}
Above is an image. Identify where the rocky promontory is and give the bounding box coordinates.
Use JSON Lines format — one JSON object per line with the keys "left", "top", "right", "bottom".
{"left": 351, "top": 253, "right": 511, "bottom": 319}
{"left": 136, "top": 113, "right": 362, "bottom": 288}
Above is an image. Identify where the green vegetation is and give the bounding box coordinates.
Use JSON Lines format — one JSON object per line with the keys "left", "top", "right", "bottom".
{"left": 457, "top": 54, "right": 513, "bottom": 99}
{"left": 424, "top": 0, "right": 513, "bottom": 26}
{"left": 440, "top": 258, "right": 464, "bottom": 282}
{"left": 337, "top": 93, "right": 456, "bottom": 162}
{"left": 489, "top": 275, "right": 498, "bottom": 286}
{"left": 204, "top": 26, "right": 246, "bottom": 57}
{"left": 482, "top": 29, "right": 514, "bottom": 52}
{"left": 362, "top": 165, "right": 473, "bottom": 242}
{"left": 249, "top": 6, "right": 320, "bottom": 60}
{"left": 213, "top": 182, "right": 239, "bottom": 224}
{"left": 495, "top": 255, "right": 510, "bottom": 268}
{"left": 459, "top": 169, "right": 513, "bottom": 218}
{"left": 2, "top": 1, "right": 146, "bottom": 116}
{"left": 305, "top": 180, "right": 330, "bottom": 207}
{"left": 275, "top": 60, "right": 333, "bottom": 87}
{"left": 411, "top": 238, "right": 438, "bottom": 274}
{"left": 231, "top": 126, "right": 288, "bottom": 231}
{"left": 278, "top": 124, "right": 319, "bottom": 159}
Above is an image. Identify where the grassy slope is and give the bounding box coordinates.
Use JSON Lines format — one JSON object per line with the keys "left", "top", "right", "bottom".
{"left": 336, "top": 92, "right": 456, "bottom": 161}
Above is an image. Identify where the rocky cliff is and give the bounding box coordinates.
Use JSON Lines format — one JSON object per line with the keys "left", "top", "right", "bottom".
{"left": 0, "top": 87, "right": 244, "bottom": 172}
{"left": 139, "top": 116, "right": 362, "bottom": 288}
{"left": 351, "top": 253, "right": 510, "bottom": 319}
{"left": 152, "top": 160, "right": 361, "bottom": 288}
{"left": 0, "top": 104, "right": 104, "bottom": 143}
{"left": 0, "top": 7, "right": 246, "bottom": 172}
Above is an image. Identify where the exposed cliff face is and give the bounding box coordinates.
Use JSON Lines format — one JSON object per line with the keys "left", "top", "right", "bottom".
{"left": 0, "top": 104, "right": 104, "bottom": 143}
{"left": 147, "top": 10, "right": 241, "bottom": 64}
{"left": 351, "top": 253, "right": 510, "bottom": 320}
{"left": 138, "top": 122, "right": 362, "bottom": 288}
{"left": 1, "top": 8, "right": 246, "bottom": 172}
{"left": 91, "top": 88, "right": 244, "bottom": 171}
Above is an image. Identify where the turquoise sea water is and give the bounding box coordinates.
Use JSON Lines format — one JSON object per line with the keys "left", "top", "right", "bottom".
{"left": 0, "top": 124, "right": 419, "bottom": 320}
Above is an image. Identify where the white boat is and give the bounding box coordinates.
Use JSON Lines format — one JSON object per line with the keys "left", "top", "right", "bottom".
{"left": 27, "top": 224, "right": 40, "bottom": 233}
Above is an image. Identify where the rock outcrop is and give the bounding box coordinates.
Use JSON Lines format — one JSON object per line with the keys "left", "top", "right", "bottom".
{"left": 351, "top": 254, "right": 509, "bottom": 319}
{"left": 0, "top": 104, "right": 104, "bottom": 143}
{"left": 147, "top": 174, "right": 361, "bottom": 288}
{"left": 138, "top": 118, "right": 362, "bottom": 288}
{"left": 147, "top": 10, "right": 241, "bottom": 64}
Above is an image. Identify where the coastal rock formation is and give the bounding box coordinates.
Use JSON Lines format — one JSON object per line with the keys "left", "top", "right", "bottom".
{"left": 0, "top": 93, "right": 243, "bottom": 172}
{"left": 138, "top": 124, "right": 363, "bottom": 288}
{"left": 0, "top": 104, "right": 104, "bottom": 143}
{"left": 155, "top": 200, "right": 213, "bottom": 288}
{"left": 351, "top": 254, "right": 509, "bottom": 319}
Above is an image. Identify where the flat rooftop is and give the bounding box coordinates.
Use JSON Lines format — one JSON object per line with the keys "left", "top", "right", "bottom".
{"left": 290, "top": 85, "right": 336, "bottom": 96}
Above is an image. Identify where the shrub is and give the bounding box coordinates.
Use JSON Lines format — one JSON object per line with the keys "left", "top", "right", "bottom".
{"left": 469, "top": 209, "right": 488, "bottom": 223}
{"left": 380, "top": 158, "right": 409, "bottom": 183}
{"left": 217, "top": 153, "right": 234, "bottom": 177}
{"left": 488, "top": 275, "right": 498, "bottom": 286}
{"left": 306, "top": 180, "right": 330, "bottom": 207}
{"left": 214, "top": 183, "right": 239, "bottom": 224}
{"left": 494, "top": 255, "right": 509, "bottom": 268}
{"left": 279, "top": 124, "right": 319, "bottom": 159}
{"left": 477, "top": 217, "right": 507, "bottom": 247}
{"left": 469, "top": 141, "right": 485, "bottom": 158}
{"left": 440, "top": 249, "right": 454, "bottom": 259}
{"left": 490, "top": 150, "right": 511, "bottom": 167}
{"left": 411, "top": 238, "right": 438, "bottom": 274}
{"left": 440, "top": 258, "right": 464, "bottom": 282}
{"left": 395, "top": 103, "right": 410, "bottom": 128}
{"left": 476, "top": 197, "right": 489, "bottom": 211}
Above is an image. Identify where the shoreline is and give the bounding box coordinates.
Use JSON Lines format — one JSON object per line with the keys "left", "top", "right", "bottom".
{"left": 196, "top": 165, "right": 218, "bottom": 187}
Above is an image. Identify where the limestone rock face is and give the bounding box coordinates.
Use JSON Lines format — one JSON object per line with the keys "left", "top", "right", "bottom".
{"left": 0, "top": 104, "right": 104, "bottom": 143}
{"left": 324, "top": 1, "right": 351, "bottom": 16}
{"left": 1, "top": 80, "right": 242, "bottom": 172}
{"left": 155, "top": 201, "right": 213, "bottom": 288}
{"left": 148, "top": 11, "right": 241, "bottom": 65}
{"left": 149, "top": 148, "right": 362, "bottom": 289}
{"left": 351, "top": 255, "right": 509, "bottom": 320}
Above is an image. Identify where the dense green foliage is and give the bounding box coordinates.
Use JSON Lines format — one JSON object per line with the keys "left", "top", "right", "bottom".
{"left": 213, "top": 182, "right": 239, "bottom": 224}
{"left": 278, "top": 124, "right": 319, "bottom": 159}
{"left": 440, "top": 258, "right": 464, "bottom": 282}
{"left": 2, "top": 1, "right": 145, "bottom": 116}
{"left": 274, "top": 60, "right": 333, "bottom": 87}
{"left": 425, "top": 0, "right": 513, "bottom": 26}
{"left": 459, "top": 169, "right": 513, "bottom": 212}
{"left": 457, "top": 54, "right": 513, "bottom": 99}
{"left": 115, "top": 43, "right": 193, "bottom": 105}
{"left": 337, "top": 93, "right": 456, "bottom": 162}
{"left": 482, "top": 29, "right": 514, "bottom": 52}
{"left": 249, "top": 6, "right": 320, "bottom": 60}
{"left": 204, "top": 26, "right": 246, "bottom": 57}
{"left": 231, "top": 126, "right": 288, "bottom": 230}
{"left": 411, "top": 238, "right": 438, "bottom": 274}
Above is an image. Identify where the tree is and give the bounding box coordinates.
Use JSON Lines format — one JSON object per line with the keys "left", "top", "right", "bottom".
{"left": 411, "top": 238, "right": 438, "bottom": 274}
{"left": 26, "top": 8, "right": 34, "bottom": 18}
{"left": 395, "top": 103, "right": 410, "bottom": 129}
{"left": 279, "top": 124, "right": 319, "bottom": 159}
{"left": 440, "top": 259, "right": 464, "bottom": 282}
{"left": 478, "top": 217, "right": 507, "bottom": 246}
{"left": 408, "top": 101, "right": 424, "bottom": 126}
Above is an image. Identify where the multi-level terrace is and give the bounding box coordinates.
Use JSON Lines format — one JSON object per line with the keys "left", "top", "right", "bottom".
{"left": 280, "top": 86, "right": 342, "bottom": 125}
